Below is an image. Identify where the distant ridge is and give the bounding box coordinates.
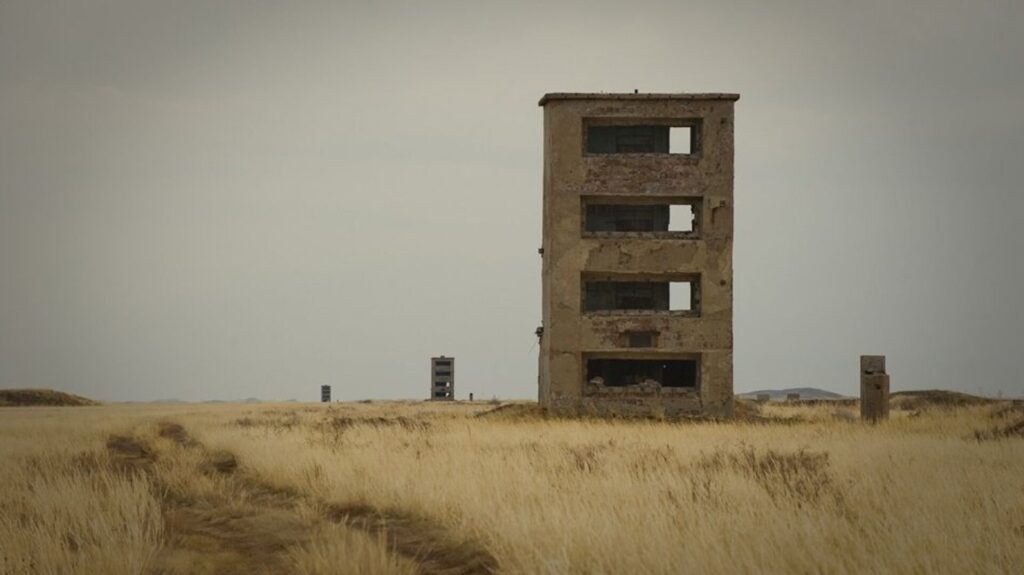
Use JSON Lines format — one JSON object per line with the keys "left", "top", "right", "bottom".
{"left": 738, "top": 387, "right": 849, "bottom": 401}
{"left": 0, "top": 389, "right": 99, "bottom": 407}
{"left": 740, "top": 388, "right": 1007, "bottom": 405}
{"left": 891, "top": 389, "right": 995, "bottom": 406}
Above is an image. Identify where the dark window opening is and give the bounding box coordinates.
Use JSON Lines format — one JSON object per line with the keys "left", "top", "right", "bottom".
{"left": 434, "top": 369, "right": 452, "bottom": 376}
{"left": 586, "top": 358, "right": 697, "bottom": 388}
{"left": 584, "top": 280, "right": 695, "bottom": 312}
{"left": 626, "top": 332, "right": 656, "bottom": 348}
{"left": 433, "top": 391, "right": 450, "bottom": 398}
{"left": 434, "top": 359, "right": 452, "bottom": 367}
{"left": 584, "top": 203, "right": 696, "bottom": 233}
{"left": 588, "top": 125, "right": 666, "bottom": 153}
{"left": 586, "top": 124, "right": 696, "bottom": 155}
{"left": 586, "top": 204, "right": 665, "bottom": 232}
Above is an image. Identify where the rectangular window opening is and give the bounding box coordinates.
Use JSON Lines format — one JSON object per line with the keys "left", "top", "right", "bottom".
{"left": 626, "top": 331, "right": 656, "bottom": 348}
{"left": 586, "top": 358, "right": 697, "bottom": 388}
{"left": 585, "top": 123, "right": 698, "bottom": 155}
{"left": 668, "top": 204, "right": 695, "bottom": 232}
{"left": 584, "top": 279, "right": 697, "bottom": 313}
{"left": 669, "top": 282, "right": 691, "bottom": 311}
{"left": 669, "top": 126, "right": 692, "bottom": 155}
{"left": 584, "top": 201, "right": 697, "bottom": 234}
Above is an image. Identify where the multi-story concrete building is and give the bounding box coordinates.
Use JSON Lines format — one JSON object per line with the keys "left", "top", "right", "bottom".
{"left": 537, "top": 92, "right": 738, "bottom": 417}
{"left": 430, "top": 356, "right": 454, "bottom": 400}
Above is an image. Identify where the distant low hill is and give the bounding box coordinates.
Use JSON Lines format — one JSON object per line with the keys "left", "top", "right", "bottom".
{"left": 891, "top": 389, "right": 995, "bottom": 407}
{"left": 0, "top": 389, "right": 99, "bottom": 407}
{"left": 739, "top": 388, "right": 1005, "bottom": 407}
{"left": 739, "top": 387, "right": 849, "bottom": 401}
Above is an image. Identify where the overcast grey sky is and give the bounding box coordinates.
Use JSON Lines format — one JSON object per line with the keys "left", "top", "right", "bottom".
{"left": 1, "top": 0, "right": 1021, "bottom": 402}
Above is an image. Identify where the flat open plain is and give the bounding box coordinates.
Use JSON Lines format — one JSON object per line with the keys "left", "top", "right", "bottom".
{"left": 1, "top": 397, "right": 1022, "bottom": 574}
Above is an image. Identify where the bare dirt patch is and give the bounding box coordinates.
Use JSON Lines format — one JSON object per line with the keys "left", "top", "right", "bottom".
{"left": 157, "top": 422, "right": 197, "bottom": 447}
{"left": 107, "top": 424, "right": 309, "bottom": 574}
{"left": 157, "top": 506, "right": 310, "bottom": 575}
{"left": 105, "top": 434, "right": 156, "bottom": 473}
{"left": 326, "top": 504, "right": 498, "bottom": 575}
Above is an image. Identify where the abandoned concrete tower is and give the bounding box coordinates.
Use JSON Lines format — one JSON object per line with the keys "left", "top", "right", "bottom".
{"left": 537, "top": 92, "right": 738, "bottom": 417}
{"left": 430, "top": 356, "right": 454, "bottom": 401}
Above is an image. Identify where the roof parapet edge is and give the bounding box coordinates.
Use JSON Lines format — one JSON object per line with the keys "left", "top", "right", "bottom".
{"left": 538, "top": 92, "right": 741, "bottom": 106}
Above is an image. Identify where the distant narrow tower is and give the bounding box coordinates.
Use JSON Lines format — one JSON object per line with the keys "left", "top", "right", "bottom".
{"left": 537, "top": 92, "right": 738, "bottom": 417}
{"left": 860, "top": 355, "right": 890, "bottom": 421}
{"left": 320, "top": 385, "right": 331, "bottom": 403}
{"left": 430, "top": 356, "right": 454, "bottom": 400}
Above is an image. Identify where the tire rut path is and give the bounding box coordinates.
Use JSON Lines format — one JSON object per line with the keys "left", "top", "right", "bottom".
{"left": 107, "top": 421, "right": 497, "bottom": 575}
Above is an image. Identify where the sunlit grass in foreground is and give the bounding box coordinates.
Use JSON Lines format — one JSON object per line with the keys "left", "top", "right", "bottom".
{"left": 1, "top": 398, "right": 1021, "bottom": 574}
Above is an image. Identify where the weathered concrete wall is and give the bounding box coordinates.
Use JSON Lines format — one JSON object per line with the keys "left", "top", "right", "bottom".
{"left": 538, "top": 93, "right": 738, "bottom": 418}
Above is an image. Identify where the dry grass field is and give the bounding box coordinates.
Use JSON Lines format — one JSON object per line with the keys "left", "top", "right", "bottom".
{"left": 1, "top": 396, "right": 1022, "bottom": 574}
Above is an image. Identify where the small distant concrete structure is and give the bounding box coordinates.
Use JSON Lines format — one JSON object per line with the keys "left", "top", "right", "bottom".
{"left": 860, "top": 355, "right": 890, "bottom": 421}
{"left": 430, "top": 356, "right": 454, "bottom": 401}
{"left": 320, "top": 385, "right": 331, "bottom": 403}
{"left": 469, "top": 393, "right": 474, "bottom": 401}
{"left": 786, "top": 392, "right": 800, "bottom": 402}
{"left": 756, "top": 393, "right": 770, "bottom": 403}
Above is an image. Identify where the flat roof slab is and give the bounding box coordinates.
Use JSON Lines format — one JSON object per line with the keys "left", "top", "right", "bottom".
{"left": 539, "top": 92, "right": 741, "bottom": 106}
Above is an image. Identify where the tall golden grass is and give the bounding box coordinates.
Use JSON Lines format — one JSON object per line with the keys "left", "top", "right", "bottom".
{"left": 1, "top": 400, "right": 1022, "bottom": 574}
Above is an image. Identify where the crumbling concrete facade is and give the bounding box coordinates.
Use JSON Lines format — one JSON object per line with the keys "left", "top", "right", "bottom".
{"left": 537, "top": 93, "right": 738, "bottom": 417}
{"left": 430, "top": 356, "right": 454, "bottom": 401}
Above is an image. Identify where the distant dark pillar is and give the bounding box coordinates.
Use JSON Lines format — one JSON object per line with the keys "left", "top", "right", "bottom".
{"left": 469, "top": 393, "right": 474, "bottom": 401}
{"left": 321, "top": 385, "right": 331, "bottom": 403}
{"left": 860, "top": 355, "right": 889, "bottom": 422}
